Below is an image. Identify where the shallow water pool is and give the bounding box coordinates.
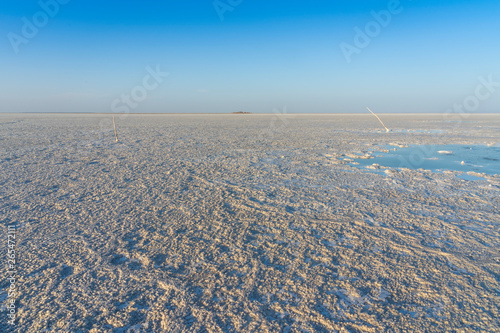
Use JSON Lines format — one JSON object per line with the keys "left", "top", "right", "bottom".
{"left": 352, "top": 144, "right": 500, "bottom": 176}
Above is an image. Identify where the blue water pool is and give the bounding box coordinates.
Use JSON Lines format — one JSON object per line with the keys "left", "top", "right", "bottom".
{"left": 351, "top": 144, "right": 500, "bottom": 176}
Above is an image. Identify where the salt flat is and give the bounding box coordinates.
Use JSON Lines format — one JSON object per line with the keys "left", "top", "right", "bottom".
{"left": 1, "top": 113, "right": 499, "bottom": 332}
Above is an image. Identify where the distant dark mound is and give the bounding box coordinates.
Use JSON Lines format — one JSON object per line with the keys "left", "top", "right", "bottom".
{"left": 232, "top": 111, "right": 252, "bottom": 114}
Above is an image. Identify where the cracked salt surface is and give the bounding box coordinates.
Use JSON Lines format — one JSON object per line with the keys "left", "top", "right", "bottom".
{"left": 1, "top": 113, "right": 499, "bottom": 332}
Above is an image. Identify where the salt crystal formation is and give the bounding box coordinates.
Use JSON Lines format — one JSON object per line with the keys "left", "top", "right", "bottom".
{"left": 1, "top": 113, "right": 499, "bottom": 332}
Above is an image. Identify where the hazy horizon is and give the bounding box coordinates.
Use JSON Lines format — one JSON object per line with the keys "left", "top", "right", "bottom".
{"left": 2, "top": 0, "right": 499, "bottom": 114}
{"left": 3, "top": 111, "right": 500, "bottom": 115}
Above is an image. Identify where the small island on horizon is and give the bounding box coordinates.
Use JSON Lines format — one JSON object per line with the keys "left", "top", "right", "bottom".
{"left": 232, "top": 111, "right": 252, "bottom": 114}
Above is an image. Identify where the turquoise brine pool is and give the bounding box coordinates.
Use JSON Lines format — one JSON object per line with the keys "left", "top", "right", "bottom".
{"left": 352, "top": 144, "right": 500, "bottom": 176}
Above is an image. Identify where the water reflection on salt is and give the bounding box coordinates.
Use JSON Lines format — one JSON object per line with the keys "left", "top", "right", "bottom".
{"left": 351, "top": 144, "right": 500, "bottom": 179}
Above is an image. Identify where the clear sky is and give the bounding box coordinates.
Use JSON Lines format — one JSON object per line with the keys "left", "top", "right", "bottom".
{"left": 1, "top": 0, "right": 499, "bottom": 113}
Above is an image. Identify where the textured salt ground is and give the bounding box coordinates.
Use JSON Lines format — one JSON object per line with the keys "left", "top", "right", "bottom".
{"left": 0, "top": 114, "right": 499, "bottom": 332}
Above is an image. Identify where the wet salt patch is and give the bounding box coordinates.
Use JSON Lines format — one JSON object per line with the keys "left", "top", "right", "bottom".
{"left": 322, "top": 240, "right": 337, "bottom": 247}
{"left": 457, "top": 174, "right": 486, "bottom": 181}
{"left": 390, "top": 129, "right": 446, "bottom": 134}
{"left": 375, "top": 288, "right": 391, "bottom": 302}
{"left": 349, "top": 144, "right": 500, "bottom": 176}
{"left": 389, "top": 142, "right": 407, "bottom": 148}
{"left": 0, "top": 291, "right": 7, "bottom": 304}
{"left": 366, "top": 164, "right": 381, "bottom": 170}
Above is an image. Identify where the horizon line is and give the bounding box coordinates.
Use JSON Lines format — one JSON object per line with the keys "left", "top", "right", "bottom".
{"left": 1, "top": 112, "right": 499, "bottom": 116}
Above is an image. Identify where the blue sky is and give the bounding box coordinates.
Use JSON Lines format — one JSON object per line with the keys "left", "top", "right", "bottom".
{"left": 1, "top": 0, "right": 499, "bottom": 113}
